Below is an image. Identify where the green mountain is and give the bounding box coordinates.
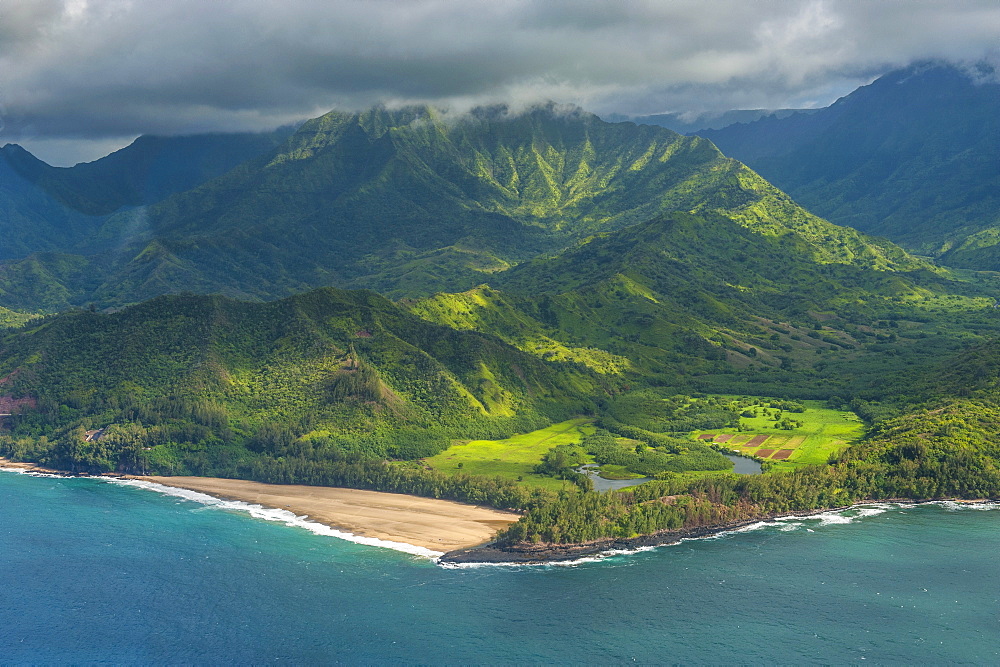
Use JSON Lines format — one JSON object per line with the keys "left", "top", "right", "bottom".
{"left": 699, "top": 62, "right": 1000, "bottom": 265}
{"left": 412, "top": 210, "right": 988, "bottom": 396}
{"left": 0, "top": 103, "right": 926, "bottom": 311}
{"left": 0, "top": 128, "right": 295, "bottom": 264}
{"left": 0, "top": 152, "right": 104, "bottom": 261}
{"left": 2, "top": 128, "right": 295, "bottom": 216}
{"left": 0, "top": 287, "right": 601, "bottom": 473}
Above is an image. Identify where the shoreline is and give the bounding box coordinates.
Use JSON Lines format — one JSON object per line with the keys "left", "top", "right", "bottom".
{"left": 0, "top": 457, "right": 71, "bottom": 475}
{"left": 133, "top": 475, "right": 520, "bottom": 553}
{"left": 0, "top": 459, "right": 519, "bottom": 555}
{"left": 3, "top": 458, "right": 995, "bottom": 565}
{"left": 440, "top": 509, "right": 851, "bottom": 565}
{"left": 439, "top": 498, "right": 999, "bottom": 565}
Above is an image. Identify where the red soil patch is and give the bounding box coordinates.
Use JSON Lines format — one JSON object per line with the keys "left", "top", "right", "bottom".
{"left": 0, "top": 395, "right": 36, "bottom": 413}
{"left": 698, "top": 434, "right": 714, "bottom": 440}
{"left": 713, "top": 434, "right": 734, "bottom": 443}
{"left": 355, "top": 330, "right": 373, "bottom": 338}
{"left": 772, "top": 449, "right": 794, "bottom": 460}
{"left": 746, "top": 434, "right": 771, "bottom": 447}
{"left": 756, "top": 449, "right": 775, "bottom": 458}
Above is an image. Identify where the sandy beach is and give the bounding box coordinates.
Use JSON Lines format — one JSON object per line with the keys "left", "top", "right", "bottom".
{"left": 138, "top": 476, "right": 520, "bottom": 552}
{"left": 0, "top": 458, "right": 34, "bottom": 470}
{"left": 0, "top": 457, "right": 64, "bottom": 474}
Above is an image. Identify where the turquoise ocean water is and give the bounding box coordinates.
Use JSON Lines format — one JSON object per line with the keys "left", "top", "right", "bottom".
{"left": 2, "top": 469, "right": 998, "bottom": 664}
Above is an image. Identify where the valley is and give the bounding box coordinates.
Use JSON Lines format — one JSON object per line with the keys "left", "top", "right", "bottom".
{"left": 2, "top": 80, "right": 1000, "bottom": 562}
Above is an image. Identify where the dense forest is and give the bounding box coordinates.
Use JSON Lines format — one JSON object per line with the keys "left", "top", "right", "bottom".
{"left": 0, "top": 288, "right": 604, "bottom": 475}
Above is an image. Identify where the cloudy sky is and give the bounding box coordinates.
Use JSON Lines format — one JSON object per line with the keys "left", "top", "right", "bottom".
{"left": 2, "top": 0, "right": 998, "bottom": 165}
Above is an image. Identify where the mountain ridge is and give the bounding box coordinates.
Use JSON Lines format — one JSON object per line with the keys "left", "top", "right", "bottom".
{"left": 699, "top": 61, "right": 1000, "bottom": 264}
{"left": 0, "top": 102, "right": 933, "bottom": 311}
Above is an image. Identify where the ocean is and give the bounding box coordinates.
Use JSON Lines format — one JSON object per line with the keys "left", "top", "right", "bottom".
{"left": 2, "top": 469, "right": 998, "bottom": 664}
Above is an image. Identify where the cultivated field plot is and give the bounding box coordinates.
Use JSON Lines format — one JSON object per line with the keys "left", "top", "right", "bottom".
{"left": 694, "top": 398, "right": 864, "bottom": 469}
{"left": 423, "top": 418, "right": 595, "bottom": 490}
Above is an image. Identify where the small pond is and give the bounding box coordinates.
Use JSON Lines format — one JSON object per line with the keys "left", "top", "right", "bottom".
{"left": 724, "top": 453, "right": 763, "bottom": 475}
{"left": 578, "top": 453, "right": 762, "bottom": 491}
{"left": 575, "top": 464, "right": 650, "bottom": 492}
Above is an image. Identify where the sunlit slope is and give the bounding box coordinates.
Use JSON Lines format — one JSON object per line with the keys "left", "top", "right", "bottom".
{"left": 0, "top": 287, "right": 602, "bottom": 459}
{"left": 412, "top": 211, "right": 957, "bottom": 382}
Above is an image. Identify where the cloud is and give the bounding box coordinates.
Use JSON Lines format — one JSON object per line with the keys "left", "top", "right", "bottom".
{"left": 1, "top": 0, "right": 998, "bottom": 163}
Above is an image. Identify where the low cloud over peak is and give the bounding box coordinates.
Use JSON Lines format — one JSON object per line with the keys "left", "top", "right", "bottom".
{"left": 2, "top": 0, "right": 998, "bottom": 164}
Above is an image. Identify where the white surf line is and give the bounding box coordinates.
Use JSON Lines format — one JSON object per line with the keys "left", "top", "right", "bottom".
{"left": 105, "top": 477, "right": 445, "bottom": 559}
{"left": 441, "top": 502, "right": 914, "bottom": 569}
{"left": 0, "top": 466, "right": 68, "bottom": 478}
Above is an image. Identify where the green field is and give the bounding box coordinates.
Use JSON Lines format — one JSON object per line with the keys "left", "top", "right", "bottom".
{"left": 423, "top": 418, "right": 596, "bottom": 490}
{"left": 694, "top": 397, "right": 864, "bottom": 470}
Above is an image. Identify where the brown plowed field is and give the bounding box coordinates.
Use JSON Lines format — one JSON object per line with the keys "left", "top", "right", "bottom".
{"left": 713, "top": 434, "right": 733, "bottom": 443}
{"left": 772, "top": 449, "right": 794, "bottom": 460}
{"left": 698, "top": 434, "right": 714, "bottom": 440}
{"left": 756, "top": 448, "right": 775, "bottom": 458}
{"left": 746, "top": 434, "right": 771, "bottom": 447}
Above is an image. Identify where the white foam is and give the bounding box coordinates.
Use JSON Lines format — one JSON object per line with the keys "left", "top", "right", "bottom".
{"left": 5, "top": 469, "right": 70, "bottom": 479}
{"left": 803, "top": 504, "right": 893, "bottom": 526}
{"left": 438, "top": 545, "right": 659, "bottom": 569}
{"left": 446, "top": 503, "right": 911, "bottom": 567}
{"left": 107, "top": 478, "right": 444, "bottom": 559}
{"left": 932, "top": 500, "right": 1000, "bottom": 511}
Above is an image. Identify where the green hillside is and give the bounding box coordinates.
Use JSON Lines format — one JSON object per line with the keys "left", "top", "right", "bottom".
{"left": 412, "top": 211, "right": 992, "bottom": 398}
{"left": 0, "top": 306, "right": 34, "bottom": 329}
{"left": 0, "top": 288, "right": 602, "bottom": 474}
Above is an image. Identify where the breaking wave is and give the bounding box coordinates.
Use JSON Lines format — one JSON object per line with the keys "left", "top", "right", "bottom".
{"left": 108, "top": 478, "right": 444, "bottom": 559}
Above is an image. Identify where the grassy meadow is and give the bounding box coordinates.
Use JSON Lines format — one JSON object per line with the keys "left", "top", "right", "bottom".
{"left": 694, "top": 398, "right": 864, "bottom": 470}
{"left": 423, "top": 418, "right": 596, "bottom": 490}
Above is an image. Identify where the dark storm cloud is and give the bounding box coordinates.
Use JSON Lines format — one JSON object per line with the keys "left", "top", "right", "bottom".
{"left": 2, "top": 0, "right": 999, "bottom": 164}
